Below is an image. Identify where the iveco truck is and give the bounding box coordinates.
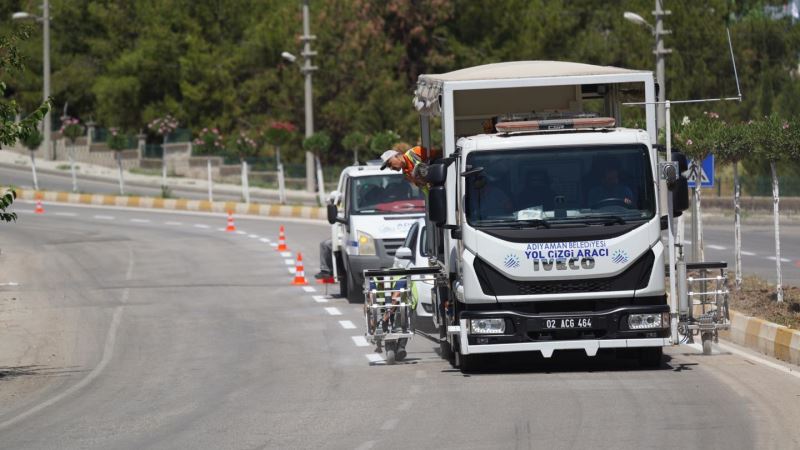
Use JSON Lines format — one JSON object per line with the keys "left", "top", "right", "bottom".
{"left": 412, "top": 61, "right": 689, "bottom": 370}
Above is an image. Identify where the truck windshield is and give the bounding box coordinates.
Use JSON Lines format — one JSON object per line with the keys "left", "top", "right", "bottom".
{"left": 349, "top": 175, "right": 425, "bottom": 215}
{"left": 465, "top": 145, "right": 655, "bottom": 227}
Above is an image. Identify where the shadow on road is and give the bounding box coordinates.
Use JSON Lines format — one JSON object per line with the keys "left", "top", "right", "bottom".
{"left": 0, "top": 365, "right": 83, "bottom": 380}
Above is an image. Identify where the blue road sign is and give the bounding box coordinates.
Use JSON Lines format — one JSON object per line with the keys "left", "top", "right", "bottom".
{"left": 687, "top": 154, "right": 714, "bottom": 188}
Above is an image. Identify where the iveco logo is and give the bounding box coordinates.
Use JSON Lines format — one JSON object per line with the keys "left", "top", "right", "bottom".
{"left": 612, "top": 250, "right": 630, "bottom": 264}
{"left": 504, "top": 254, "right": 520, "bottom": 269}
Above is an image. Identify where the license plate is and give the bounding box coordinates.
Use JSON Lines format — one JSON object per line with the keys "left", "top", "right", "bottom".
{"left": 542, "top": 317, "right": 593, "bottom": 329}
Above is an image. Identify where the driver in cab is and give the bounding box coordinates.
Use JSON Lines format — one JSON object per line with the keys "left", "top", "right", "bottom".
{"left": 588, "top": 164, "right": 635, "bottom": 207}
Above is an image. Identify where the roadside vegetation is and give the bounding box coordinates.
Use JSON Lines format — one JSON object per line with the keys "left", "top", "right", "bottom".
{"left": 730, "top": 275, "right": 800, "bottom": 329}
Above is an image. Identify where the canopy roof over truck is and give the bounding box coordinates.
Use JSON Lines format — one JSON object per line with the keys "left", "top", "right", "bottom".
{"left": 413, "top": 60, "right": 656, "bottom": 144}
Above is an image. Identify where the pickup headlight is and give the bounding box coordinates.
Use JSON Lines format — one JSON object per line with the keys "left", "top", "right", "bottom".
{"left": 627, "top": 313, "right": 670, "bottom": 329}
{"left": 356, "top": 231, "right": 376, "bottom": 256}
{"left": 469, "top": 318, "right": 505, "bottom": 334}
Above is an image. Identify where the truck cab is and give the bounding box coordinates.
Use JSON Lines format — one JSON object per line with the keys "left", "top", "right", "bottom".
{"left": 412, "top": 61, "right": 688, "bottom": 369}
{"left": 328, "top": 164, "right": 425, "bottom": 302}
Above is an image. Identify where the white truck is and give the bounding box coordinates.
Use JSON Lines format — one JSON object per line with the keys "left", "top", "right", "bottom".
{"left": 327, "top": 163, "right": 426, "bottom": 302}
{"left": 411, "top": 61, "right": 692, "bottom": 370}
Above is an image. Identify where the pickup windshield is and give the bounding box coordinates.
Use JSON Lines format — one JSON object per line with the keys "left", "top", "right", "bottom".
{"left": 465, "top": 144, "right": 655, "bottom": 227}
{"left": 349, "top": 175, "right": 425, "bottom": 215}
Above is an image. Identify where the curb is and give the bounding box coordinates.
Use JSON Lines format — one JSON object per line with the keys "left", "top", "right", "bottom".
{"left": 14, "top": 188, "right": 326, "bottom": 222}
{"left": 721, "top": 310, "right": 800, "bottom": 365}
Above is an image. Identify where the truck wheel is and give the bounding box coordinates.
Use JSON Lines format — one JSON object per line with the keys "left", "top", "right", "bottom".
{"left": 638, "top": 347, "right": 663, "bottom": 368}
{"left": 439, "top": 325, "right": 453, "bottom": 362}
{"left": 455, "top": 348, "right": 477, "bottom": 373}
{"left": 346, "top": 271, "right": 362, "bottom": 303}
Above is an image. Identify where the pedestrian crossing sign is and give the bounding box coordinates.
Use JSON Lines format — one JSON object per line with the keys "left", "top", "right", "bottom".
{"left": 687, "top": 155, "right": 714, "bottom": 188}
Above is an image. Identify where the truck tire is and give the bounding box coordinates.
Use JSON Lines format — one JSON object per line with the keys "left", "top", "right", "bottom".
{"left": 455, "top": 347, "right": 478, "bottom": 373}
{"left": 346, "top": 270, "right": 362, "bottom": 303}
{"left": 638, "top": 347, "right": 663, "bottom": 368}
{"left": 439, "top": 324, "right": 453, "bottom": 362}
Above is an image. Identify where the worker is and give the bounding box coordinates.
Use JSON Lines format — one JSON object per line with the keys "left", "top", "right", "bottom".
{"left": 314, "top": 239, "right": 333, "bottom": 280}
{"left": 588, "top": 163, "right": 635, "bottom": 207}
{"left": 379, "top": 145, "right": 441, "bottom": 191}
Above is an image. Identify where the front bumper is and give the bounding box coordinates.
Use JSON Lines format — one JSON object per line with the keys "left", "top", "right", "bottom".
{"left": 457, "top": 305, "right": 670, "bottom": 357}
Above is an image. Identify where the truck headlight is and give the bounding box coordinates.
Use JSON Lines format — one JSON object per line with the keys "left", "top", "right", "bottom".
{"left": 469, "top": 318, "right": 505, "bottom": 334}
{"left": 627, "top": 313, "right": 669, "bottom": 329}
{"left": 356, "top": 231, "right": 376, "bottom": 256}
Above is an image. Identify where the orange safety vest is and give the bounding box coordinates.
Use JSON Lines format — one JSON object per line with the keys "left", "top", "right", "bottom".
{"left": 401, "top": 146, "right": 440, "bottom": 185}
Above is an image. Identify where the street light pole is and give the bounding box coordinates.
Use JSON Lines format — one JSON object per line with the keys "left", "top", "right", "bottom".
{"left": 42, "top": 0, "right": 51, "bottom": 160}
{"left": 301, "top": 0, "right": 317, "bottom": 193}
{"left": 653, "top": 0, "right": 671, "bottom": 132}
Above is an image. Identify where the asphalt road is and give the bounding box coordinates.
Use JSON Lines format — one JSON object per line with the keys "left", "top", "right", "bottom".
{"left": 0, "top": 203, "right": 799, "bottom": 449}
{"left": 0, "top": 163, "right": 313, "bottom": 205}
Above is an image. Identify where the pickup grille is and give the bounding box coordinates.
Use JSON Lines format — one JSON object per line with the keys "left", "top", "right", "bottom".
{"left": 382, "top": 238, "right": 405, "bottom": 256}
{"left": 473, "top": 250, "right": 654, "bottom": 296}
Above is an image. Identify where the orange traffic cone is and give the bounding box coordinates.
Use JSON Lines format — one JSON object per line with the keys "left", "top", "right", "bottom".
{"left": 225, "top": 211, "right": 236, "bottom": 232}
{"left": 277, "top": 225, "right": 288, "bottom": 251}
{"left": 291, "top": 252, "right": 308, "bottom": 285}
{"left": 34, "top": 200, "right": 45, "bottom": 214}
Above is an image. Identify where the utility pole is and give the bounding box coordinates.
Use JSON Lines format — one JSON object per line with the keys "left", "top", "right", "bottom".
{"left": 301, "top": 0, "right": 318, "bottom": 192}
{"left": 653, "top": 0, "right": 671, "bottom": 131}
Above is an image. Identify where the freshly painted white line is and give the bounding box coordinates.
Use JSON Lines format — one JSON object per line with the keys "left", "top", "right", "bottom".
{"left": 284, "top": 259, "right": 295, "bottom": 265}
{"left": 259, "top": 238, "right": 270, "bottom": 243}
{"left": 0, "top": 282, "right": 19, "bottom": 287}
{"left": 741, "top": 250, "right": 756, "bottom": 256}
{"left": 217, "top": 227, "right": 226, "bottom": 232}
{"left": 380, "top": 418, "right": 399, "bottom": 430}
{"left": 235, "top": 230, "right": 247, "bottom": 235}
{"left": 280, "top": 251, "right": 292, "bottom": 257}
{"left": 0, "top": 245, "right": 135, "bottom": 431}
{"left": 339, "top": 320, "right": 356, "bottom": 329}
{"left": 193, "top": 224, "right": 210, "bottom": 229}
{"left": 707, "top": 244, "right": 726, "bottom": 250}
{"left": 53, "top": 211, "right": 77, "bottom": 217}
{"left": 684, "top": 341, "right": 800, "bottom": 381}
{"left": 248, "top": 234, "right": 259, "bottom": 238}
{"left": 312, "top": 295, "right": 329, "bottom": 303}
{"left": 302, "top": 286, "right": 316, "bottom": 292}
{"left": 288, "top": 268, "right": 296, "bottom": 274}
{"left": 354, "top": 441, "right": 377, "bottom": 450}
{"left": 365, "top": 353, "right": 385, "bottom": 363}
{"left": 325, "top": 307, "right": 342, "bottom": 316}
{"left": 765, "top": 256, "right": 792, "bottom": 262}
{"left": 165, "top": 221, "right": 183, "bottom": 226}
{"left": 352, "top": 336, "right": 370, "bottom": 347}
{"left": 94, "top": 215, "right": 114, "bottom": 220}
{"left": 130, "top": 218, "right": 150, "bottom": 223}
{"left": 270, "top": 243, "right": 278, "bottom": 248}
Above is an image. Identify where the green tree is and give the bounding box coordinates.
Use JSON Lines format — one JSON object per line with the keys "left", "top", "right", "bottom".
{"left": 342, "top": 131, "right": 368, "bottom": 165}
{"left": 369, "top": 130, "right": 401, "bottom": 159}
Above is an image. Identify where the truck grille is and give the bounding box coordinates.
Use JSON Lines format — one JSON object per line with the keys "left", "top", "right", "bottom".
{"left": 382, "top": 238, "right": 405, "bottom": 256}
{"left": 473, "top": 250, "right": 654, "bottom": 296}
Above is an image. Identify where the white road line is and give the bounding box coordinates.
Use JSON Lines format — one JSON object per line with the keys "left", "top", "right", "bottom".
{"left": 741, "top": 250, "right": 756, "bottom": 256}
{"left": 53, "top": 211, "right": 77, "bottom": 217}
{"left": 0, "top": 245, "right": 135, "bottom": 431}
{"left": 380, "top": 418, "right": 399, "bottom": 430}
{"left": 339, "top": 320, "right": 356, "bottom": 329}
{"left": 235, "top": 230, "right": 247, "bottom": 235}
{"left": 193, "top": 224, "right": 210, "bottom": 229}
{"left": 270, "top": 243, "right": 278, "bottom": 248}
{"left": 15, "top": 210, "right": 33, "bottom": 214}
{"left": 288, "top": 268, "right": 296, "bottom": 274}
{"left": 280, "top": 251, "right": 292, "bottom": 257}
{"left": 765, "top": 256, "right": 792, "bottom": 262}
{"left": 217, "top": 227, "right": 226, "bottom": 232}
{"left": 284, "top": 259, "right": 295, "bottom": 265}
{"left": 165, "top": 221, "right": 183, "bottom": 226}
{"left": 248, "top": 234, "right": 259, "bottom": 238}
{"left": 365, "top": 353, "right": 385, "bottom": 363}
{"left": 352, "top": 336, "right": 369, "bottom": 347}
{"left": 260, "top": 238, "right": 271, "bottom": 243}
{"left": 302, "top": 286, "right": 316, "bottom": 292}
{"left": 325, "top": 307, "right": 342, "bottom": 316}
{"left": 0, "top": 282, "right": 19, "bottom": 287}
{"left": 130, "top": 218, "right": 150, "bottom": 223}
{"left": 94, "top": 215, "right": 114, "bottom": 220}
{"left": 707, "top": 244, "right": 726, "bottom": 250}
{"left": 685, "top": 341, "right": 800, "bottom": 381}
{"left": 312, "top": 295, "right": 329, "bottom": 303}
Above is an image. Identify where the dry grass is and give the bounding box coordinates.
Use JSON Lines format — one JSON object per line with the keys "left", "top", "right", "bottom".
{"left": 729, "top": 275, "right": 800, "bottom": 329}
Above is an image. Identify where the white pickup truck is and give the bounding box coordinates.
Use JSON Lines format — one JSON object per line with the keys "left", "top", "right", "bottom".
{"left": 327, "top": 164, "right": 426, "bottom": 302}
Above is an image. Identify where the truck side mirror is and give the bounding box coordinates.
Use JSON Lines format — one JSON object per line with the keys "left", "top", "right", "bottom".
{"left": 671, "top": 151, "right": 690, "bottom": 216}
{"left": 427, "top": 186, "right": 447, "bottom": 225}
{"left": 327, "top": 203, "right": 338, "bottom": 224}
{"left": 395, "top": 247, "right": 413, "bottom": 260}
{"left": 425, "top": 163, "right": 448, "bottom": 186}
